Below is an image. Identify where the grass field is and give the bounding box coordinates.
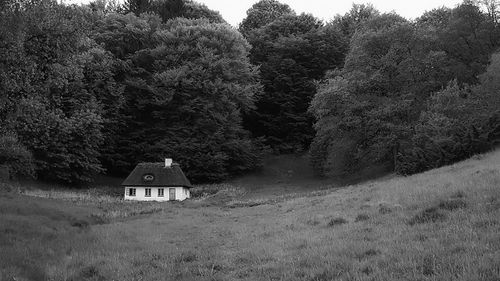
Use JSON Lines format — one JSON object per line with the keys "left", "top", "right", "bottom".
{"left": 1, "top": 151, "right": 500, "bottom": 281}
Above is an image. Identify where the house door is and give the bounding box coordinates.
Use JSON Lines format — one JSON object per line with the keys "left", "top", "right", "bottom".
{"left": 169, "top": 188, "right": 176, "bottom": 201}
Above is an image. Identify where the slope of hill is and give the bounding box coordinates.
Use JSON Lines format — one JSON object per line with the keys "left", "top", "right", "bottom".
{"left": 1, "top": 150, "right": 499, "bottom": 280}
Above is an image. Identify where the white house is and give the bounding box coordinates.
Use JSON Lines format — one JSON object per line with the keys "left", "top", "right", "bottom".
{"left": 122, "top": 159, "right": 193, "bottom": 202}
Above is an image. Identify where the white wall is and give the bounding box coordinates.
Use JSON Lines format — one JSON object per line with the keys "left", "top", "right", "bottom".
{"left": 124, "top": 187, "right": 191, "bottom": 202}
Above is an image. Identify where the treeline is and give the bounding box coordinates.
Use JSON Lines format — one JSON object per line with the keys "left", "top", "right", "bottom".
{"left": 310, "top": 1, "right": 500, "bottom": 176}
{"left": 0, "top": 0, "right": 499, "bottom": 185}
{"left": 0, "top": 0, "right": 260, "bottom": 184}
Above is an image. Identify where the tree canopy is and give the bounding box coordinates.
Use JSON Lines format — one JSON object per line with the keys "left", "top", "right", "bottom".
{"left": 1, "top": 0, "right": 499, "bottom": 185}
{"left": 0, "top": 0, "right": 259, "bottom": 184}
{"left": 242, "top": 8, "right": 348, "bottom": 152}
{"left": 310, "top": 1, "right": 500, "bottom": 177}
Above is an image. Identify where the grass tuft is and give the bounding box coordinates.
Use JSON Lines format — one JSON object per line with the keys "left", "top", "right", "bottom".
{"left": 379, "top": 204, "right": 393, "bottom": 214}
{"left": 355, "top": 249, "right": 381, "bottom": 260}
{"left": 175, "top": 251, "right": 198, "bottom": 263}
{"left": 408, "top": 207, "right": 447, "bottom": 225}
{"left": 361, "top": 266, "right": 374, "bottom": 275}
{"left": 328, "top": 217, "right": 348, "bottom": 226}
{"left": 355, "top": 213, "right": 370, "bottom": 222}
{"left": 451, "top": 190, "right": 467, "bottom": 199}
{"left": 438, "top": 198, "right": 467, "bottom": 211}
{"left": 70, "top": 219, "right": 90, "bottom": 229}
{"left": 80, "top": 266, "right": 103, "bottom": 279}
{"left": 306, "top": 217, "right": 321, "bottom": 226}
{"left": 419, "top": 255, "right": 437, "bottom": 276}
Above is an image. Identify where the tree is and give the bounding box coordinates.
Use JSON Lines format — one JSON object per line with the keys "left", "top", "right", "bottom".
{"left": 14, "top": 99, "right": 105, "bottom": 184}
{"left": 88, "top": 0, "right": 122, "bottom": 13}
{"left": 311, "top": 3, "right": 500, "bottom": 177}
{"left": 123, "top": 0, "right": 152, "bottom": 15}
{"left": 310, "top": 14, "right": 426, "bottom": 175}
{"left": 332, "top": 3, "right": 379, "bottom": 37}
{"left": 122, "top": 0, "right": 225, "bottom": 23}
{"left": 0, "top": 0, "right": 115, "bottom": 184}
{"left": 479, "top": 0, "right": 500, "bottom": 24}
{"left": 0, "top": 132, "right": 34, "bottom": 180}
{"left": 416, "top": 7, "right": 452, "bottom": 28}
{"left": 239, "top": 0, "right": 294, "bottom": 37}
{"left": 244, "top": 13, "right": 347, "bottom": 152}
{"left": 93, "top": 16, "right": 262, "bottom": 182}
{"left": 437, "top": 1, "right": 500, "bottom": 84}
{"left": 181, "top": 0, "right": 225, "bottom": 23}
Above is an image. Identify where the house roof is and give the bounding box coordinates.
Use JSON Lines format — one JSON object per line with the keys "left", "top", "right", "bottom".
{"left": 121, "top": 163, "right": 192, "bottom": 188}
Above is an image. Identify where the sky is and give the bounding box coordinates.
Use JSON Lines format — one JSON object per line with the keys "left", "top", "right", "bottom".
{"left": 65, "top": 0, "right": 465, "bottom": 26}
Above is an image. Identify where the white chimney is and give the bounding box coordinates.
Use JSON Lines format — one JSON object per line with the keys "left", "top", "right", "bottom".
{"left": 165, "top": 158, "right": 173, "bottom": 168}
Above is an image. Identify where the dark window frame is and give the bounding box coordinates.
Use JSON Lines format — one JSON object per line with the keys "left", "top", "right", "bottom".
{"left": 145, "top": 188, "right": 152, "bottom": 197}
{"left": 158, "top": 188, "right": 164, "bottom": 197}
{"left": 128, "top": 188, "right": 136, "bottom": 197}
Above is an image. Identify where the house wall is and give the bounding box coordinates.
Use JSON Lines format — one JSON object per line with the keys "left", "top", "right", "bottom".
{"left": 124, "top": 186, "right": 190, "bottom": 202}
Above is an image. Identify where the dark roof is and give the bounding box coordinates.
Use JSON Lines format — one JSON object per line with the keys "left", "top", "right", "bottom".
{"left": 121, "top": 163, "right": 192, "bottom": 188}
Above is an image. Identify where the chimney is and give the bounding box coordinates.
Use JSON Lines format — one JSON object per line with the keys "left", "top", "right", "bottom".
{"left": 164, "top": 158, "right": 172, "bottom": 168}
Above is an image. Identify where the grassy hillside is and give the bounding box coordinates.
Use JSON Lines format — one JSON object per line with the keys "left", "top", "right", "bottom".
{"left": 1, "top": 151, "right": 500, "bottom": 281}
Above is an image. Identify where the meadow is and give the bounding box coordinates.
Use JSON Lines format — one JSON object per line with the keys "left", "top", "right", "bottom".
{"left": 1, "top": 151, "right": 500, "bottom": 281}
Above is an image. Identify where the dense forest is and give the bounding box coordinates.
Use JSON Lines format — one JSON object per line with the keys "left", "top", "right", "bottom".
{"left": 0, "top": 0, "right": 499, "bottom": 185}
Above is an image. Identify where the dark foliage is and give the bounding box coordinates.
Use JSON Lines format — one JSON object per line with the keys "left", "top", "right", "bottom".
{"left": 0, "top": 133, "right": 35, "bottom": 179}
{"left": 0, "top": 0, "right": 258, "bottom": 185}
{"left": 0, "top": 0, "right": 106, "bottom": 184}
{"left": 238, "top": 0, "right": 294, "bottom": 37}
{"left": 91, "top": 14, "right": 262, "bottom": 183}
{"left": 243, "top": 11, "right": 348, "bottom": 152}
{"left": 123, "top": 0, "right": 225, "bottom": 23}
{"left": 2, "top": 0, "right": 500, "bottom": 185}
{"left": 311, "top": 2, "right": 500, "bottom": 177}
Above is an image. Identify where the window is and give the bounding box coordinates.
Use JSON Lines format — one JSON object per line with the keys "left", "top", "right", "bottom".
{"left": 145, "top": 188, "right": 151, "bottom": 197}
{"left": 128, "top": 188, "right": 136, "bottom": 197}
{"left": 158, "top": 188, "right": 164, "bottom": 197}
